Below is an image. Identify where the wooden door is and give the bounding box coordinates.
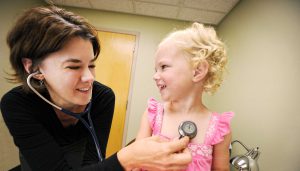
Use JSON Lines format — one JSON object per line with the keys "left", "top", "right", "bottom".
{"left": 95, "top": 30, "right": 136, "bottom": 157}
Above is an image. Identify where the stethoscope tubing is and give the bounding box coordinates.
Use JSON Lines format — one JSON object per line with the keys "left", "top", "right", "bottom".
{"left": 61, "top": 104, "right": 103, "bottom": 162}
{"left": 26, "top": 72, "right": 103, "bottom": 162}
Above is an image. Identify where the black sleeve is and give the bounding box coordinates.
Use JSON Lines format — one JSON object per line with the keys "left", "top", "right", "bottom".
{"left": 82, "top": 81, "right": 116, "bottom": 164}
{"left": 0, "top": 88, "right": 123, "bottom": 171}
{"left": 75, "top": 153, "right": 124, "bottom": 171}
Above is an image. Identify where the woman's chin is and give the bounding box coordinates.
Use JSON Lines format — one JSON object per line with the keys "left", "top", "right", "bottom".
{"left": 73, "top": 98, "right": 91, "bottom": 106}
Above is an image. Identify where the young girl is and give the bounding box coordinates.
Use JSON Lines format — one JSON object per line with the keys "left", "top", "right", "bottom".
{"left": 136, "top": 22, "right": 234, "bottom": 171}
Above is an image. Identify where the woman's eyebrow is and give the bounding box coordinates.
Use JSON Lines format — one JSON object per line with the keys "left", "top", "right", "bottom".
{"left": 63, "top": 57, "right": 96, "bottom": 64}
{"left": 63, "top": 58, "right": 82, "bottom": 64}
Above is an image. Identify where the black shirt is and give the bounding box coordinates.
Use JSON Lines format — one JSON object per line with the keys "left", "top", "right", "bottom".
{"left": 1, "top": 81, "right": 124, "bottom": 171}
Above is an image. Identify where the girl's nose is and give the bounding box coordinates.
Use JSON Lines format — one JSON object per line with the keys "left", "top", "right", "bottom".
{"left": 153, "top": 71, "right": 160, "bottom": 81}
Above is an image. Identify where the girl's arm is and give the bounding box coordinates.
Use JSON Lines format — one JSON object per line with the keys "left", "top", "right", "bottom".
{"left": 131, "top": 109, "right": 153, "bottom": 171}
{"left": 211, "top": 132, "right": 232, "bottom": 171}
{"left": 135, "top": 109, "right": 152, "bottom": 140}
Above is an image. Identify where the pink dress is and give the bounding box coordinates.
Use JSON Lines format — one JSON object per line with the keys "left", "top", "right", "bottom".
{"left": 147, "top": 98, "right": 234, "bottom": 171}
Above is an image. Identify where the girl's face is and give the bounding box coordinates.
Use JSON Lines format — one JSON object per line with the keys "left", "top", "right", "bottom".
{"left": 39, "top": 37, "right": 95, "bottom": 110}
{"left": 153, "top": 40, "right": 194, "bottom": 101}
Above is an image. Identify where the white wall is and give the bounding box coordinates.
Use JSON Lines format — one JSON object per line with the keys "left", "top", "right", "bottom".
{"left": 212, "top": 1, "right": 300, "bottom": 170}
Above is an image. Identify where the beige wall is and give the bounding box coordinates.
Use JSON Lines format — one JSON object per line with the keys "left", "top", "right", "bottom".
{"left": 0, "top": 1, "right": 45, "bottom": 170}
{"left": 213, "top": 1, "right": 300, "bottom": 170}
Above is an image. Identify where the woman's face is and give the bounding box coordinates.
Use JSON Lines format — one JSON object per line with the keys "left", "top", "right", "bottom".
{"left": 39, "top": 37, "right": 95, "bottom": 110}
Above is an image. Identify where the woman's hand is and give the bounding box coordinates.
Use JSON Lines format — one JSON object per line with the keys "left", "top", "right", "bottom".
{"left": 117, "top": 136, "right": 192, "bottom": 171}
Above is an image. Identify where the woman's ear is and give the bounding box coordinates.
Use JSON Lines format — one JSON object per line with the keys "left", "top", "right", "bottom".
{"left": 22, "top": 58, "right": 32, "bottom": 74}
{"left": 22, "top": 58, "right": 44, "bottom": 80}
{"left": 193, "top": 60, "right": 209, "bottom": 82}
{"left": 33, "top": 71, "right": 44, "bottom": 80}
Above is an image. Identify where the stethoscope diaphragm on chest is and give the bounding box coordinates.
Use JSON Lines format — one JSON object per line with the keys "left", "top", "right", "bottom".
{"left": 178, "top": 121, "right": 197, "bottom": 139}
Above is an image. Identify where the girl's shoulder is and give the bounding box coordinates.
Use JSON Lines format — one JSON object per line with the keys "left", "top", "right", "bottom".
{"left": 207, "top": 111, "right": 234, "bottom": 145}
{"left": 146, "top": 98, "right": 164, "bottom": 132}
{"left": 146, "top": 97, "right": 165, "bottom": 118}
{"left": 147, "top": 98, "right": 160, "bottom": 114}
{"left": 212, "top": 111, "right": 234, "bottom": 123}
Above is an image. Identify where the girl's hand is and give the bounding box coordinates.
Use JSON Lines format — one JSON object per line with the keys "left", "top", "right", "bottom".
{"left": 117, "top": 136, "right": 192, "bottom": 171}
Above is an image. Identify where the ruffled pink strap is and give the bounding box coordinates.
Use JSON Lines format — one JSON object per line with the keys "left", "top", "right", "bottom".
{"left": 147, "top": 98, "right": 158, "bottom": 130}
{"left": 211, "top": 112, "right": 234, "bottom": 145}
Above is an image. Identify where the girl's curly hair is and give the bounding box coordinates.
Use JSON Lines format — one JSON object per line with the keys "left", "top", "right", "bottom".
{"left": 160, "top": 22, "right": 227, "bottom": 94}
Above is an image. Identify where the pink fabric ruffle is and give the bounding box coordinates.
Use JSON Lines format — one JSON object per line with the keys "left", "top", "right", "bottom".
{"left": 211, "top": 112, "right": 234, "bottom": 145}
{"left": 147, "top": 98, "right": 158, "bottom": 131}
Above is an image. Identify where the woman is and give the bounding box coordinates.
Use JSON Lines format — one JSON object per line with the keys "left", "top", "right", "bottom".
{"left": 1, "top": 5, "right": 191, "bottom": 171}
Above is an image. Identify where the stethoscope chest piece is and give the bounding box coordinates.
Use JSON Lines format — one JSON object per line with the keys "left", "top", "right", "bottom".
{"left": 178, "top": 121, "right": 197, "bottom": 139}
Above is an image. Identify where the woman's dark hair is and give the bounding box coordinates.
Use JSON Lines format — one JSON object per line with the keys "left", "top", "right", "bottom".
{"left": 7, "top": 5, "right": 100, "bottom": 91}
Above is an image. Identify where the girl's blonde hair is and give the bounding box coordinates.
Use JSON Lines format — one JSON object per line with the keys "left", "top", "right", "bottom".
{"left": 160, "top": 22, "right": 227, "bottom": 94}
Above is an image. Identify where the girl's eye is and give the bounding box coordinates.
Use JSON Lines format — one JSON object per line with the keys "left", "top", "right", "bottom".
{"left": 161, "top": 65, "right": 168, "bottom": 70}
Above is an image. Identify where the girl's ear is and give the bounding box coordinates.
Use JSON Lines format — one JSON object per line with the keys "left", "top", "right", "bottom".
{"left": 22, "top": 58, "right": 44, "bottom": 80}
{"left": 193, "top": 60, "right": 209, "bottom": 82}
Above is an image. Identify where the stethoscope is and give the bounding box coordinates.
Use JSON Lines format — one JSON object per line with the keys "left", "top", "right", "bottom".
{"left": 27, "top": 71, "right": 103, "bottom": 162}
